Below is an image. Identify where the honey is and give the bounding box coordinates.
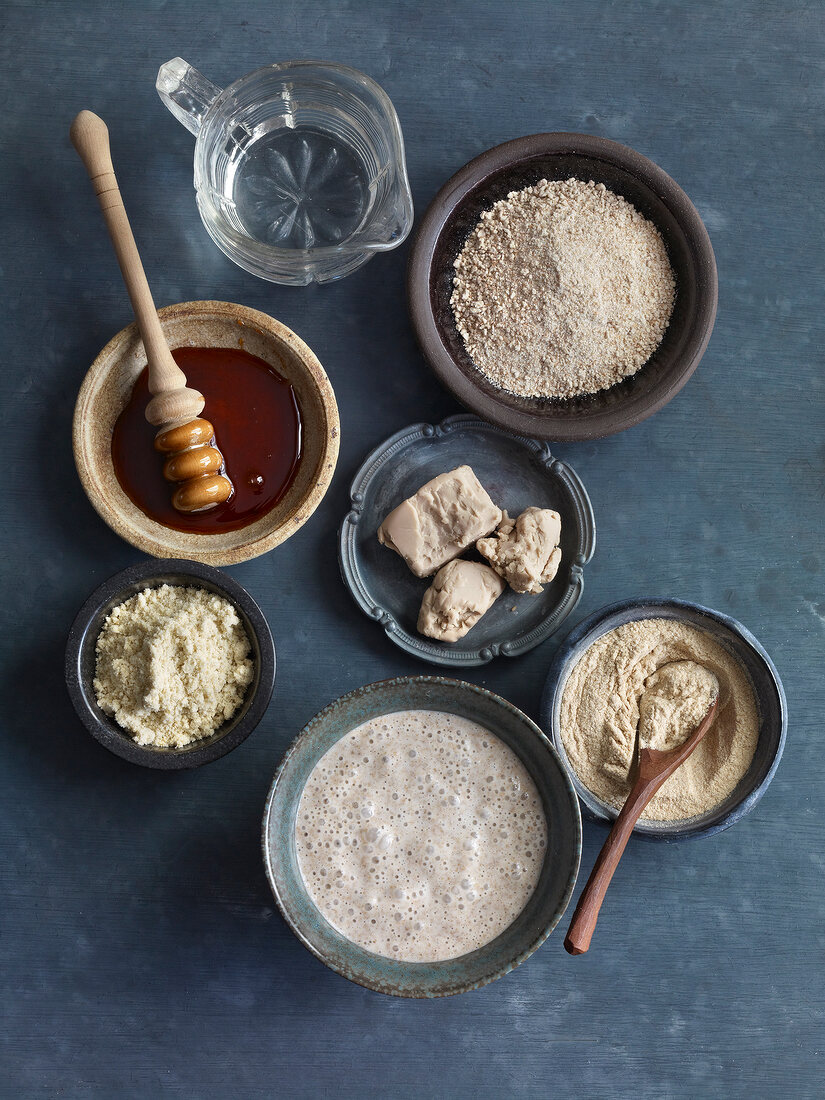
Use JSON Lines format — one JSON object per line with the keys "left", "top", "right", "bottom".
{"left": 111, "top": 347, "right": 302, "bottom": 533}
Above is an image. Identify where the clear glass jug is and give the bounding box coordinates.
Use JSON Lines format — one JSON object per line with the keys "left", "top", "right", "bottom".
{"left": 157, "top": 58, "right": 414, "bottom": 286}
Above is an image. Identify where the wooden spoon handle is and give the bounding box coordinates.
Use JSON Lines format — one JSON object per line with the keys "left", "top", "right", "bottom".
{"left": 564, "top": 772, "right": 661, "bottom": 956}
{"left": 69, "top": 110, "right": 188, "bottom": 397}
{"left": 565, "top": 699, "right": 719, "bottom": 956}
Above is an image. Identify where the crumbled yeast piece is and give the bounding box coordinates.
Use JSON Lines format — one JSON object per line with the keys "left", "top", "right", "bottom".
{"left": 377, "top": 465, "right": 502, "bottom": 578}
{"left": 476, "top": 507, "right": 562, "bottom": 594}
{"left": 417, "top": 560, "right": 504, "bottom": 642}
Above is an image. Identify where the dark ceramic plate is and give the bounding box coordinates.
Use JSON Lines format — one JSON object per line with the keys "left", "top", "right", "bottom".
{"left": 338, "top": 415, "right": 595, "bottom": 666}
{"left": 408, "top": 133, "right": 718, "bottom": 441}
{"left": 65, "top": 558, "right": 276, "bottom": 769}
{"left": 262, "top": 676, "right": 582, "bottom": 997}
{"left": 540, "top": 599, "right": 787, "bottom": 839}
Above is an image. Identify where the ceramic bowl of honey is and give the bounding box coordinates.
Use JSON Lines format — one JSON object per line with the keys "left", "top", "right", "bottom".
{"left": 73, "top": 300, "right": 340, "bottom": 566}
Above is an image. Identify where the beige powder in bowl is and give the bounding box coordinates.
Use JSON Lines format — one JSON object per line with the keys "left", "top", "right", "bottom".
{"left": 451, "top": 178, "right": 675, "bottom": 399}
{"left": 559, "top": 619, "right": 759, "bottom": 821}
{"left": 94, "top": 584, "right": 254, "bottom": 749}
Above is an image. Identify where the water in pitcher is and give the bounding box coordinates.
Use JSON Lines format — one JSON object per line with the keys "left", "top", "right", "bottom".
{"left": 157, "top": 57, "right": 413, "bottom": 281}
{"left": 232, "top": 128, "right": 371, "bottom": 249}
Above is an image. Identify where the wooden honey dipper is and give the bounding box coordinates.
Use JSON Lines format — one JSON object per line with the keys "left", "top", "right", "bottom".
{"left": 70, "top": 110, "right": 233, "bottom": 513}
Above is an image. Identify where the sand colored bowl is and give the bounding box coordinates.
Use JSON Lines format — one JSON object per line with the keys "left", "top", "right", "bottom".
{"left": 72, "top": 300, "right": 339, "bottom": 565}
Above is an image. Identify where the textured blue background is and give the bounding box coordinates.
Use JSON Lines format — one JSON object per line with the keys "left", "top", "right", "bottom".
{"left": 1, "top": 1, "right": 823, "bottom": 1096}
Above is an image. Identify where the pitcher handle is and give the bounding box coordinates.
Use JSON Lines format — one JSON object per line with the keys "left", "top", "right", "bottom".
{"left": 156, "top": 58, "right": 222, "bottom": 136}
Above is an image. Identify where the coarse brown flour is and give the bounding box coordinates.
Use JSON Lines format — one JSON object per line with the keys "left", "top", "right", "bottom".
{"left": 451, "top": 178, "right": 675, "bottom": 399}
{"left": 559, "top": 619, "right": 759, "bottom": 821}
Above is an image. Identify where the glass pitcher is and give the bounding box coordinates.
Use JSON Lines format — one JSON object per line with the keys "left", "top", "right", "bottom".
{"left": 157, "top": 58, "right": 414, "bottom": 286}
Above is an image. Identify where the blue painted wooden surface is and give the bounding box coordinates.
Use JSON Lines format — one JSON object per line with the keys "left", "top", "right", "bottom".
{"left": 1, "top": 1, "right": 822, "bottom": 1095}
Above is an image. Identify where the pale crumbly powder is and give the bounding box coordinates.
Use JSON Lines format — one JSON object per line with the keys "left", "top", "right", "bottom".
{"left": 94, "top": 584, "right": 254, "bottom": 748}
{"left": 451, "top": 178, "right": 676, "bottom": 399}
{"left": 559, "top": 619, "right": 759, "bottom": 821}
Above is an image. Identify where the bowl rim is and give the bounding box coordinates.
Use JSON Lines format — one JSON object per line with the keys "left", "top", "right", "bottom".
{"left": 65, "top": 558, "right": 276, "bottom": 769}
{"left": 338, "top": 413, "right": 596, "bottom": 666}
{"left": 407, "top": 132, "right": 718, "bottom": 442}
{"left": 72, "top": 299, "right": 340, "bottom": 566}
{"left": 539, "top": 597, "right": 788, "bottom": 839}
{"left": 261, "top": 675, "right": 582, "bottom": 997}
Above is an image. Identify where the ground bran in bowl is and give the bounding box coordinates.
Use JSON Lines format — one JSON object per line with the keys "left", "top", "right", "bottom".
{"left": 408, "top": 133, "right": 718, "bottom": 442}
{"left": 451, "top": 178, "right": 676, "bottom": 400}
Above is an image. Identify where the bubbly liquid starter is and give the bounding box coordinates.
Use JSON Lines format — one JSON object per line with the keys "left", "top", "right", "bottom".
{"left": 295, "top": 710, "right": 548, "bottom": 962}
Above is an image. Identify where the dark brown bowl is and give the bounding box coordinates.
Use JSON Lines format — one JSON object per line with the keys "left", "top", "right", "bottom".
{"left": 407, "top": 133, "right": 718, "bottom": 441}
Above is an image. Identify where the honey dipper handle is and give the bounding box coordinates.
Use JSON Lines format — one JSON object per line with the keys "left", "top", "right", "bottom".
{"left": 70, "top": 111, "right": 203, "bottom": 425}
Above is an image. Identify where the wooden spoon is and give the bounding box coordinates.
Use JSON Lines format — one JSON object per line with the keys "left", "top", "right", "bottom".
{"left": 564, "top": 695, "right": 719, "bottom": 956}
{"left": 70, "top": 110, "right": 233, "bottom": 513}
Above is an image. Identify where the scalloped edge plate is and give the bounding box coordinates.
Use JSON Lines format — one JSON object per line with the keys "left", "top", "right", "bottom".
{"left": 338, "top": 415, "right": 596, "bottom": 666}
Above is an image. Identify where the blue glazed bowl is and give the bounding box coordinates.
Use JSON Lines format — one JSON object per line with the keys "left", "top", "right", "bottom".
{"left": 262, "top": 676, "right": 581, "bottom": 997}
{"left": 540, "top": 599, "right": 787, "bottom": 839}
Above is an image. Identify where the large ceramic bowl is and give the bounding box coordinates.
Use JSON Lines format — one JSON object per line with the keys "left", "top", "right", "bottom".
{"left": 262, "top": 676, "right": 581, "bottom": 997}
{"left": 408, "top": 133, "right": 717, "bottom": 442}
{"left": 65, "top": 558, "right": 276, "bottom": 769}
{"left": 73, "top": 300, "right": 339, "bottom": 566}
{"left": 339, "top": 415, "right": 595, "bottom": 666}
{"left": 540, "top": 599, "right": 787, "bottom": 839}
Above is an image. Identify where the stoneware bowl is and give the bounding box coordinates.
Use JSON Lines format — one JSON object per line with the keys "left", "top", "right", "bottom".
{"left": 540, "top": 599, "right": 787, "bottom": 839}
{"left": 65, "top": 558, "right": 276, "bottom": 769}
{"left": 73, "top": 300, "right": 340, "bottom": 565}
{"left": 408, "top": 133, "right": 718, "bottom": 442}
{"left": 262, "top": 676, "right": 581, "bottom": 997}
{"left": 338, "top": 415, "right": 595, "bottom": 666}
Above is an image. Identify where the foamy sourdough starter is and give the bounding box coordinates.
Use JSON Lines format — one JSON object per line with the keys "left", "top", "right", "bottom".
{"left": 294, "top": 710, "right": 547, "bottom": 962}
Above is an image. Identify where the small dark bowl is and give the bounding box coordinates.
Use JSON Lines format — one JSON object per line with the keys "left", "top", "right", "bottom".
{"left": 540, "top": 599, "right": 787, "bottom": 839}
{"left": 65, "top": 558, "right": 276, "bottom": 769}
{"left": 263, "top": 676, "right": 581, "bottom": 997}
{"left": 408, "top": 133, "right": 718, "bottom": 442}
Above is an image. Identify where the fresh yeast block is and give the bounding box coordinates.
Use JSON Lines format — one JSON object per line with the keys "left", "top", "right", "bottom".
{"left": 417, "top": 560, "right": 505, "bottom": 642}
{"left": 377, "top": 466, "right": 502, "bottom": 577}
